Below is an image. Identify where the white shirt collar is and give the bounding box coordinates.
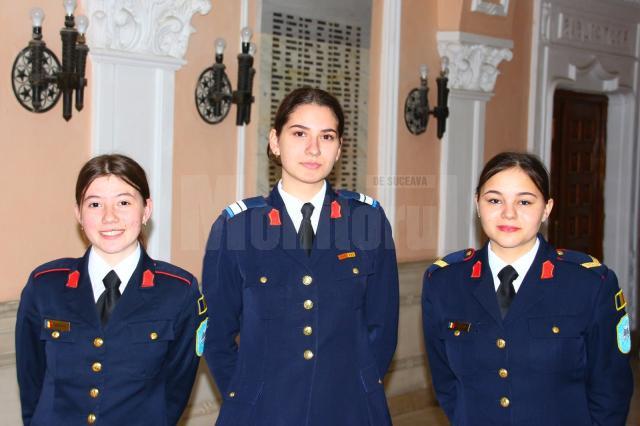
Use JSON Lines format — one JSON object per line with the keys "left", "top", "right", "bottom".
{"left": 488, "top": 237, "right": 540, "bottom": 293}
{"left": 88, "top": 243, "right": 141, "bottom": 302}
{"left": 277, "top": 180, "right": 326, "bottom": 233}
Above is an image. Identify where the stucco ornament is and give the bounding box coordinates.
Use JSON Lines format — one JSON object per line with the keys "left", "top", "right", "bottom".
{"left": 437, "top": 41, "right": 513, "bottom": 92}
{"left": 86, "top": 0, "right": 211, "bottom": 59}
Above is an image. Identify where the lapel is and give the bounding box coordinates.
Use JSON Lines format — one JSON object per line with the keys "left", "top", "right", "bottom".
{"left": 267, "top": 185, "right": 310, "bottom": 269}
{"left": 63, "top": 249, "right": 101, "bottom": 328}
{"left": 310, "top": 183, "right": 339, "bottom": 266}
{"left": 105, "top": 251, "right": 154, "bottom": 330}
{"left": 469, "top": 246, "right": 504, "bottom": 326}
{"left": 503, "top": 237, "right": 557, "bottom": 325}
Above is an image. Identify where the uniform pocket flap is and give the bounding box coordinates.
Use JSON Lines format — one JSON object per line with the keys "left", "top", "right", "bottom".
{"left": 224, "top": 380, "right": 264, "bottom": 405}
{"left": 40, "top": 324, "right": 75, "bottom": 342}
{"left": 333, "top": 253, "right": 373, "bottom": 280}
{"left": 245, "top": 269, "right": 284, "bottom": 288}
{"left": 528, "top": 316, "right": 582, "bottom": 338}
{"left": 128, "top": 320, "right": 175, "bottom": 343}
{"left": 360, "top": 364, "right": 384, "bottom": 394}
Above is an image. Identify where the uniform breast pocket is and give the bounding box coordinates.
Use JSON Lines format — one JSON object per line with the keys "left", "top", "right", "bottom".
{"left": 330, "top": 253, "right": 372, "bottom": 309}
{"left": 441, "top": 320, "right": 478, "bottom": 375}
{"left": 528, "top": 316, "right": 585, "bottom": 372}
{"left": 127, "top": 320, "right": 175, "bottom": 378}
{"left": 243, "top": 270, "right": 287, "bottom": 319}
{"left": 40, "top": 323, "right": 77, "bottom": 379}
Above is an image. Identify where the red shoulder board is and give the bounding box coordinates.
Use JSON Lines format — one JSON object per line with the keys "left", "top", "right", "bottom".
{"left": 155, "top": 271, "right": 191, "bottom": 286}
{"left": 141, "top": 269, "right": 155, "bottom": 288}
{"left": 330, "top": 201, "right": 342, "bottom": 219}
{"left": 34, "top": 268, "right": 71, "bottom": 279}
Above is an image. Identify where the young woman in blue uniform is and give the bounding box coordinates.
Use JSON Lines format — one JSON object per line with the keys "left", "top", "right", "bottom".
{"left": 16, "top": 154, "right": 205, "bottom": 426}
{"left": 422, "top": 152, "right": 633, "bottom": 425}
{"left": 203, "top": 87, "right": 399, "bottom": 425}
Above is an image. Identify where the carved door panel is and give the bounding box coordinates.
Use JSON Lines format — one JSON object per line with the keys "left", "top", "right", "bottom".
{"left": 549, "top": 90, "right": 607, "bottom": 260}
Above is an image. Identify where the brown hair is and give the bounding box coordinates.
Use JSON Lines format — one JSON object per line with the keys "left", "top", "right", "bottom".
{"left": 268, "top": 87, "right": 345, "bottom": 164}
{"left": 75, "top": 154, "right": 150, "bottom": 205}
{"left": 476, "top": 152, "right": 551, "bottom": 201}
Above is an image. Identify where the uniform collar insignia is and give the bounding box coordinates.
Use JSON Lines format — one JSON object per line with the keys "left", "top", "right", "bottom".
{"left": 330, "top": 200, "right": 341, "bottom": 219}
{"left": 540, "top": 260, "right": 554, "bottom": 279}
{"left": 470, "top": 260, "right": 482, "bottom": 279}
{"left": 66, "top": 270, "right": 80, "bottom": 288}
{"left": 268, "top": 208, "right": 282, "bottom": 226}
{"left": 141, "top": 269, "right": 155, "bottom": 288}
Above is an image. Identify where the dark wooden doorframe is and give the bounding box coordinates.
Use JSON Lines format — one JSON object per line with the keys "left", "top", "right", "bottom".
{"left": 549, "top": 89, "right": 608, "bottom": 261}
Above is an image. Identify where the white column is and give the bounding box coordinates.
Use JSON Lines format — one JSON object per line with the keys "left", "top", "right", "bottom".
{"left": 436, "top": 31, "right": 513, "bottom": 254}
{"left": 377, "top": 0, "right": 401, "bottom": 227}
{"left": 85, "top": 0, "right": 211, "bottom": 261}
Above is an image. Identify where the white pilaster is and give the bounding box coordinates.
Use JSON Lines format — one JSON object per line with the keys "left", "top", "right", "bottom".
{"left": 377, "top": 0, "right": 402, "bottom": 227}
{"left": 86, "top": 0, "right": 211, "bottom": 261}
{"left": 436, "top": 31, "right": 513, "bottom": 254}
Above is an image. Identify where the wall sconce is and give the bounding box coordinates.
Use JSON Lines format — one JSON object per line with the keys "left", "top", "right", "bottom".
{"left": 404, "top": 58, "right": 450, "bottom": 138}
{"left": 195, "top": 27, "right": 257, "bottom": 126}
{"left": 11, "top": 0, "right": 89, "bottom": 121}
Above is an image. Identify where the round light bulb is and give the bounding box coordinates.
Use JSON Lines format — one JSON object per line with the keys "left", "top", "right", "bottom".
{"left": 419, "top": 64, "right": 428, "bottom": 80}
{"left": 63, "top": 0, "right": 77, "bottom": 16}
{"left": 240, "top": 27, "right": 252, "bottom": 43}
{"left": 441, "top": 56, "right": 450, "bottom": 73}
{"left": 248, "top": 42, "right": 257, "bottom": 56}
{"left": 215, "top": 38, "right": 226, "bottom": 55}
{"left": 30, "top": 7, "right": 45, "bottom": 27}
{"left": 76, "top": 15, "right": 89, "bottom": 35}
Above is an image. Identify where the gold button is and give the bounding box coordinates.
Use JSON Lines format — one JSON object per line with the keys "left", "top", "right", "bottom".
{"left": 551, "top": 326, "right": 560, "bottom": 334}
{"left": 87, "top": 413, "right": 96, "bottom": 424}
{"left": 150, "top": 332, "right": 158, "bottom": 340}
{"left": 89, "top": 388, "right": 99, "bottom": 398}
{"left": 303, "top": 326, "right": 313, "bottom": 336}
{"left": 93, "top": 337, "right": 103, "bottom": 348}
{"left": 303, "top": 350, "right": 314, "bottom": 360}
{"left": 303, "top": 300, "right": 314, "bottom": 310}
{"left": 498, "top": 368, "right": 508, "bottom": 379}
{"left": 352, "top": 267, "right": 359, "bottom": 275}
{"left": 453, "top": 330, "right": 461, "bottom": 337}
{"left": 500, "top": 397, "right": 510, "bottom": 408}
{"left": 229, "top": 391, "right": 236, "bottom": 398}
{"left": 51, "top": 331, "right": 60, "bottom": 339}
{"left": 259, "top": 276, "right": 268, "bottom": 284}
{"left": 302, "top": 275, "right": 313, "bottom": 286}
{"left": 496, "top": 338, "right": 506, "bottom": 349}
{"left": 91, "top": 362, "right": 102, "bottom": 373}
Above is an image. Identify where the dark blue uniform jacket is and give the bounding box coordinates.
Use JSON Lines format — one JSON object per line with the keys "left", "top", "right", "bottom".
{"left": 16, "top": 249, "right": 204, "bottom": 426}
{"left": 422, "top": 236, "right": 633, "bottom": 426}
{"left": 203, "top": 182, "right": 399, "bottom": 426}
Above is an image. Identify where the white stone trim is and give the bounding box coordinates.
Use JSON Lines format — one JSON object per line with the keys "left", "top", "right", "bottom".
{"left": 528, "top": 0, "right": 640, "bottom": 327}
{"left": 437, "top": 32, "right": 513, "bottom": 92}
{"left": 436, "top": 32, "right": 512, "bottom": 254}
{"left": 376, "top": 0, "right": 402, "bottom": 227}
{"left": 86, "top": 0, "right": 212, "bottom": 59}
{"left": 471, "top": 0, "right": 510, "bottom": 16}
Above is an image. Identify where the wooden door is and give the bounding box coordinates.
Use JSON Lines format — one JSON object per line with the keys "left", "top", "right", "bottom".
{"left": 549, "top": 90, "right": 607, "bottom": 260}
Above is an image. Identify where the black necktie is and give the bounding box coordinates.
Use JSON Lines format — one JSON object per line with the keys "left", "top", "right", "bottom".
{"left": 299, "top": 203, "right": 315, "bottom": 256}
{"left": 497, "top": 265, "right": 518, "bottom": 319}
{"left": 97, "top": 270, "right": 121, "bottom": 326}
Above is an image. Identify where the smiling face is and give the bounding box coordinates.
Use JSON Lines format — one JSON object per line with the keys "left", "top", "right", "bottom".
{"left": 268, "top": 103, "right": 341, "bottom": 200}
{"left": 477, "top": 166, "right": 554, "bottom": 262}
{"left": 75, "top": 175, "right": 152, "bottom": 266}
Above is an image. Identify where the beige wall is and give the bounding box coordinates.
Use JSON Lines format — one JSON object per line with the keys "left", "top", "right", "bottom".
{"left": 0, "top": 0, "right": 90, "bottom": 302}
{"left": 484, "top": 0, "right": 533, "bottom": 159}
